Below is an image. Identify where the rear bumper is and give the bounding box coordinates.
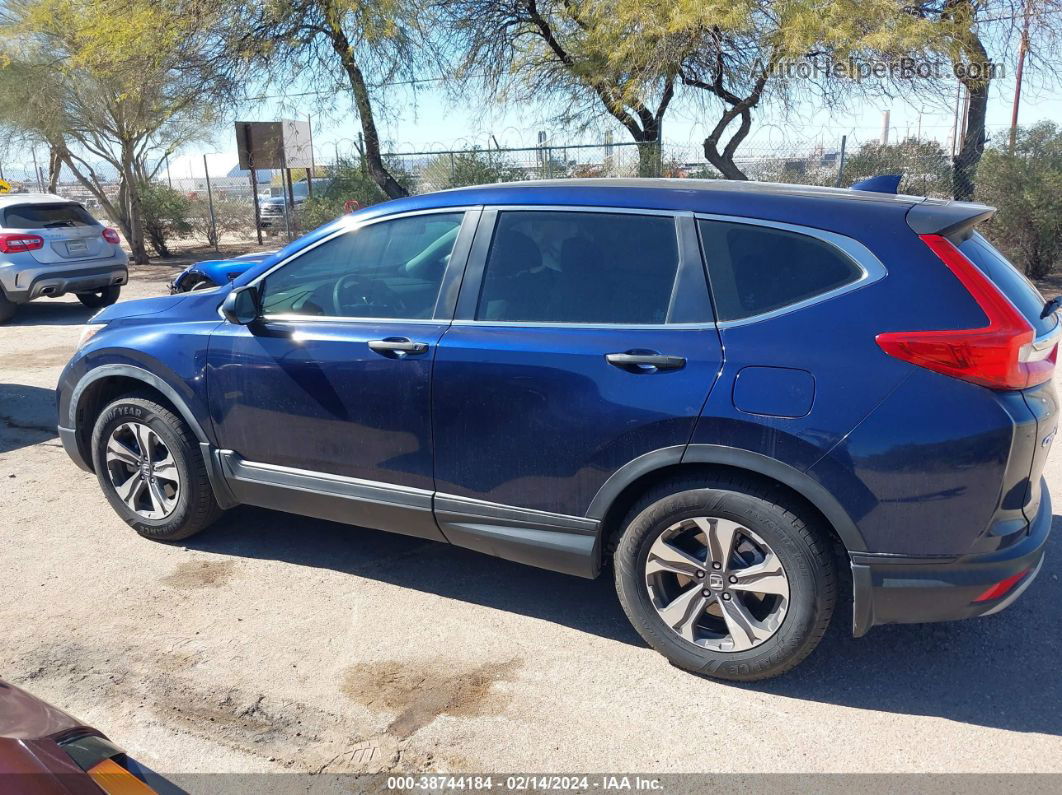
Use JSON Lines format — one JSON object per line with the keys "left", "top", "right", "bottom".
{"left": 851, "top": 483, "right": 1051, "bottom": 636}
{"left": 0, "top": 259, "right": 128, "bottom": 303}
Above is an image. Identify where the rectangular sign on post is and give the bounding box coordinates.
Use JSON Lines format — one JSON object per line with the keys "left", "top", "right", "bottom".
{"left": 234, "top": 120, "right": 313, "bottom": 170}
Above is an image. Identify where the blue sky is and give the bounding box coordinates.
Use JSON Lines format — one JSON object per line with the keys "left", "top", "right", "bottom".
{"left": 161, "top": 59, "right": 1060, "bottom": 179}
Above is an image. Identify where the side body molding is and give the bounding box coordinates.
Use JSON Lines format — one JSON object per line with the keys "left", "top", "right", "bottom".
{"left": 586, "top": 443, "right": 868, "bottom": 554}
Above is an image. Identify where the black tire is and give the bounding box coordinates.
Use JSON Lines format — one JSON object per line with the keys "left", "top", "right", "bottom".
{"left": 90, "top": 394, "right": 223, "bottom": 541}
{"left": 77, "top": 285, "right": 121, "bottom": 308}
{"left": 0, "top": 291, "right": 16, "bottom": 323}
{"left": 614, "top": 475, "right": 836, "bottom": 681}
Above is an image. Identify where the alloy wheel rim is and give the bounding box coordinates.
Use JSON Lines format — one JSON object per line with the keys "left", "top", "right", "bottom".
{"left": 644, "top": 516, "right": 790, "bottom": 652}
{"left": 104, "top": 422, "right": 181, "bottom": 520}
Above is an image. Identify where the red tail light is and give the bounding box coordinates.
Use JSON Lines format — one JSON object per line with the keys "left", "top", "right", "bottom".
{"left": 0, "top": 233, "right": 44, "bottom": 253}
{"left": 876, "top": 234, "right": 1057, "bottom": 390}
{"left": 973, "top": 568, "right": 1029, "bottom": 602}
{"left": 102, "top": 227, "right": 121, "bottom": 244}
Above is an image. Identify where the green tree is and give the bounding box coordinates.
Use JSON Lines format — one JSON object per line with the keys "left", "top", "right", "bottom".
{"left": 0, "top": 0, "right": 239, "bottom": 262}
{"left": 976, "top": 121, "right": 1062, "bottom": 280}
{"left": 234, "top": 0, "right": 425, "bottom": 200}
{"left": 441, "top": 0, "right": 678, "bottom": 176}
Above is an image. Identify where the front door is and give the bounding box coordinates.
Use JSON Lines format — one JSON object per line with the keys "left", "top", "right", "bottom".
{"left": 430, "top": 208, "right": 723, "bottom": 571}
{"left": 207, "top": 208, "right": 476, "bottom": 538}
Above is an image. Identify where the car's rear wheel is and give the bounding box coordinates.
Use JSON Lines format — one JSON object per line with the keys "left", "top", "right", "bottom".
{"left": 0, "top": 291, "right": 16, "bottom": 323}
{"left": 90, "top": 394, "right": 222, "bottom": 541}
{"left": 77, "top": 285, "right": 121, "bottom": 308}
{"left": 614, "top": 476, "right": 836, "bottom": 681}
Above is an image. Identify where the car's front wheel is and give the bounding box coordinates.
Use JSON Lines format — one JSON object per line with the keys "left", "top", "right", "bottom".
{"left": 614, "top": 476, "right": 836, "bottom": 681}
{"left": 90, "top": 394, "right": 222, "bottom": 541}
{"left": 77, "top": 285, "right": 121, "bottom": 308}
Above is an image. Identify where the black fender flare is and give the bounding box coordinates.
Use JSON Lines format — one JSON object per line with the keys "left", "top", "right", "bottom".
{"left": 67, "top": 363, "right": 210, "bottom": 443}
{"left": 65, "top": 363, "right": 238, "bottom": 508}
{"left": 585, "top": 443, "right": 868, "bottom": 553}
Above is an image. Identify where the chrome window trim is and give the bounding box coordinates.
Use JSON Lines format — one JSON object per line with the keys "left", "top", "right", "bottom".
{"left": 260, "top": 314, "right": 448, "bottom": 326}
{"left": 694, "top": 213, "right": 888, "bottom": 329}
{"left": 449, "top": 319, "right": 714, "bottom": 330}
{"left": 242, "top": 206, "right": 477, "bottom": 324}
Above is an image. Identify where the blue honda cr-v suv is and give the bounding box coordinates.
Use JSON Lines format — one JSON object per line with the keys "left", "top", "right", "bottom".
{"left": 57, "top": 179, "right": 1056, "bottom": 680}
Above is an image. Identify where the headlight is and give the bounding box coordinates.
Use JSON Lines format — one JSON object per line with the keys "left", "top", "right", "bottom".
{"left": 76, "top": 323, "right": 106, "bottom": 351}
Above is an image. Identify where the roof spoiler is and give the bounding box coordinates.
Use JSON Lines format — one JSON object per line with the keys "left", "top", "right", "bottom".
{"left": 850, "top": 174, "right": 902, "bottom": 194}
{"left": 906, "top": 201, "right": 996, "bottom": 242}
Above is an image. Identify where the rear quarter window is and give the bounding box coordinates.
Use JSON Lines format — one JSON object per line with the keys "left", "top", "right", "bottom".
{"left": 697, "top": 219, "right": 863, "bottom": 322}
{"left": 959, "top": 233, "right": 1057, "bottom": 337}
{"left": 3, "top": 203, "right": 98, "bottom": 229}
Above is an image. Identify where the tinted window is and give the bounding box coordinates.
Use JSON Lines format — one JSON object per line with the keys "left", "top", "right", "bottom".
{"left": 476, "top": 211, "right": 680, "bottom": 324}
{"left": 960, "top": 232, "right": 1056, "bottom": 337}
{"left": 260, "top": 212, "right": 463, "bottom": 319}
{"left": 4, "top": 203, "right": 98, "bottom": 229}
{"left": 698, "top": 220, "right": 862, "bottom": 322}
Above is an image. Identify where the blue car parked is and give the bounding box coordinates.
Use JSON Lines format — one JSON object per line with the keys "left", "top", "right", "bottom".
{"left": 58, "top": 179, "right": 1057, "bottom": 680}
{"left": 169, "top": 250, "right": 275, "bottom": 293}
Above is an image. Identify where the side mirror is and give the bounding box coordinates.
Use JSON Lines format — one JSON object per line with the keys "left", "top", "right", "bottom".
{"left": 221, "top": 285, "right": 260, "bottom": 325}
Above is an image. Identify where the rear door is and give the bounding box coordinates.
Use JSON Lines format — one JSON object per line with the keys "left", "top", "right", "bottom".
{"left": 431, "top": 207, "right": 723, "bottom": 536}
{"left": 2, "top": 202, "right": 114, "bottom": 263}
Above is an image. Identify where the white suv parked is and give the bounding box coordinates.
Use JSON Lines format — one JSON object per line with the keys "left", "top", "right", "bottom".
{"left": 0, "top": 193, "right": 128, "bottom": 323}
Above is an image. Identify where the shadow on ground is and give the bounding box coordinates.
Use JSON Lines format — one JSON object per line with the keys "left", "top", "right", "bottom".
{"left": 189, "top": 505, "right": 641, "bottom": 646}
{"left": 3, "top": 298, "right": 94, "bottom": 327}
{"left": 192, "top": 505, "right": 1062, "bottom": 736}
{"left": 0, "top": 384, "right": 57, "bottom": 454}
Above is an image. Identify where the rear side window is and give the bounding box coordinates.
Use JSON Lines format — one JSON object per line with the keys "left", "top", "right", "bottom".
{"left": 476, "top": 210, "right": 680, "bottom": 324}
{"left": 3, "top": 203, "right": 98, "bottom": 229}
{"left": 698, "top": 220, "right": 862, "bottom": 322}
{"left": 959, "top": 233, "right": 1056, "bottom": 337}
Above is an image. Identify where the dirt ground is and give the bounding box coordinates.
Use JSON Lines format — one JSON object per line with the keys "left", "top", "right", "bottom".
{"left": 1, "top": 264, "right": 1061, "bottom": 778}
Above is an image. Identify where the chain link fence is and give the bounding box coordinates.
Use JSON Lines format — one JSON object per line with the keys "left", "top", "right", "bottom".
{"left": 0, "top": 131, "right": 1012, "bottom": 258}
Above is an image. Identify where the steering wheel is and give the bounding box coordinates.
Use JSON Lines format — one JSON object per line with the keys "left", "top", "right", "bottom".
{"left": 332, "top": 273, "right": 407, "bottom": 317}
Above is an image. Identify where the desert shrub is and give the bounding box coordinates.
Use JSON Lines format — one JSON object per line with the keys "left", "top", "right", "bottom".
{"left": 188, "top": 195, "right": 256, "bottom": 248}
{"left": 138, "top": 182, "right": 191, "bottom": 257}
{"left": 976, "top": 122, "right": 1062, "bottom": 279}
{"left": 841, "top": 138, "right": 952, "bottom": 197}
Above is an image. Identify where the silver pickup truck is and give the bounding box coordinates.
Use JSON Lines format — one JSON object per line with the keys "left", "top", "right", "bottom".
{"left": 0, "top": 193, "right": 128, "bottom": 323}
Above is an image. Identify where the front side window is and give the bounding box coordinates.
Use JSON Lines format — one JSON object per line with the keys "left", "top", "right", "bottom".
{"left": 698, "top": 220, "right": 862, "bottom": 322}
{"left": 476, "top": 210, "right": 680, "bottom": 324}
{"left": 259, "top": 212, "right": 464, "bottom": 319}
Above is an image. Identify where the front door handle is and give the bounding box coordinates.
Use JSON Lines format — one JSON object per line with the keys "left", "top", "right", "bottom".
{"left": 368, "top": 337, "right": 429, "bottom": 357}
{"left": 605, "top": 352, "right": 686, "bottom": 372}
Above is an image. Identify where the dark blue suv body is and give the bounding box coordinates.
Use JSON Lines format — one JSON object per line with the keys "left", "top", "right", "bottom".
{"left": 58, "top": 179, "right": 1056, "bottom": 680}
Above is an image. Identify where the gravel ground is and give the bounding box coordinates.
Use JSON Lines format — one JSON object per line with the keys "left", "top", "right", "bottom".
{"left": 1, "top": 264, "right": 1061, "bottom": 777}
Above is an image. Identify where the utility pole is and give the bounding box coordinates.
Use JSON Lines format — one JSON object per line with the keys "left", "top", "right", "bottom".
{"left": 203, "top": 154, "right": 217, "bottom": 252}
{"left": 834, "top": 135, "right": 847, "bottom": 187}
{"left": 1009, "top": 0, "right": 1032, "bottom": 152}
{"left": 31, "top": 148, "right": 42, "bottom": 192}
{"left": 881, "top": 110, "right": 890, "bottom": 146}
{"left": 307, "top": 115, "right": 315, "bottom": 198}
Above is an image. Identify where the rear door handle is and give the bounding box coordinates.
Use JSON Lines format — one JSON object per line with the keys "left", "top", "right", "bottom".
{"left": 605, "top": 352, "right": 686, "bottom": 371}
{"left": 368, "top": 338, "right": 429, "bottom": 357}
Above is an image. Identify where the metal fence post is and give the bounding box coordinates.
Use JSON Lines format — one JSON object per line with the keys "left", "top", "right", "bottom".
{"left": 834, "top": 135, "right": 847, "bottom": 188}
{"left": 203, "top": 154, "right": 218, "bottom": 252}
